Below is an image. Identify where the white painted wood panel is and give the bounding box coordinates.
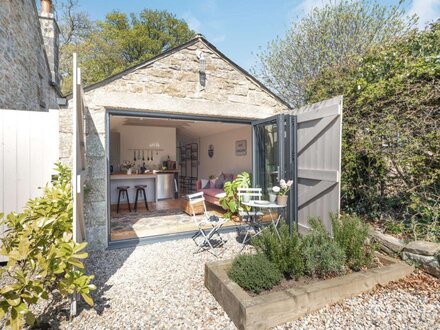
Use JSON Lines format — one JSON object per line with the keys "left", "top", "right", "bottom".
{"left": 0, "top": 109, "right": 59, "bottom": 262}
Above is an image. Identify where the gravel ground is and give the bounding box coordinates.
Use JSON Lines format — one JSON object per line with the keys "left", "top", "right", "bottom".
{"left": 24, "top": 233, "right": 440, "bottom": 329}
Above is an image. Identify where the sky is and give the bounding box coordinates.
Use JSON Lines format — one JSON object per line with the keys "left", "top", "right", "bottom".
{"left": 68, "top": 0, "right": 440, "bottom": 71}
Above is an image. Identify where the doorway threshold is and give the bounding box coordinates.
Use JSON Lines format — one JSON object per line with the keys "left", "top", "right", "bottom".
{"left": 107, "top": 226, "right": 238, "bottom": 250}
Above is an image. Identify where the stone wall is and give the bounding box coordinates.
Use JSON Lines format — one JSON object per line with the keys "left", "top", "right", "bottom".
{"left": 0, "top": 0, "right": 58, "bottom": 110}
{"left": 61, "top": 37, "right": 289, "bottom": 249}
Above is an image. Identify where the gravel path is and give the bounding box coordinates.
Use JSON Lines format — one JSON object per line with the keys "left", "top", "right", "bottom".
{"left": 34, "top": 233, "right": 440, "bottom": 329}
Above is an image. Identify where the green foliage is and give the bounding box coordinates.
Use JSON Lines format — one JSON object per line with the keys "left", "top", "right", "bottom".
{"left": 305, "top": 22, "right": 440, "bottom": 241}
{"left": 219, "top": 172, "right": 251, "bottom": 219}
{"left": 227, "top": 254, "right": 282, "bottom": 294}
{"left": 331, "top": 214, "right": 376, "bottom": 270}
{"left": 256, "top": 0, "right": 415, "bottom": 107}
{"left": 301, "top": 218, "right": 346, "bottom": 278}
{"left": 252, "top": 224, "right": 304, "bottom": 278}
{"left": 0, "top": 163, "right": 95, "bottom": 329}
{"left": 60, "top": 8, "right": 194, "bottom": 94}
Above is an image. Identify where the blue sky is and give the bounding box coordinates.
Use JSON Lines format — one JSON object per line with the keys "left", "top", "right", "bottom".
{"left": 70, "top": 0, "right": 440, "bottom": 71}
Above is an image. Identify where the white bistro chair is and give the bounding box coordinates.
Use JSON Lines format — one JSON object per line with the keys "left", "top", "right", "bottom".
{"left": 237, "top": 188, "right": 263, "bottom": 248}
{"left": 187, "top": 192, "right": 227, "bottom": 256}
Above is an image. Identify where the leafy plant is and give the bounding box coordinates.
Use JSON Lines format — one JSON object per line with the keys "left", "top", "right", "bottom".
{"left": 227, "top": 254, "right": 282, "bottom": 294}
{"left": 331, "top": 213, "right": 376, "bottom": 270}
{"left": 0, "top": 163, "right": 95, "bottom": 329}
{"left": 252, "top": 224, "right": 304, "bottom": 278}
{"left": 301, "top": 218, "right": 346, "bottom": 278}
{"left": 219, "top": 172, "right": 251, "bottom": 219}
{"left": 305, "top": 22, "right": 440, "bottom": 242}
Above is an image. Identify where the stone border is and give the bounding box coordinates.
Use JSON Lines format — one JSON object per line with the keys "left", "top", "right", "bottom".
{"left": 368, "top": 229, "right": 440, "bottom": 278}
{"left": 205, "top": 254, "right": 413, "bottom": 330}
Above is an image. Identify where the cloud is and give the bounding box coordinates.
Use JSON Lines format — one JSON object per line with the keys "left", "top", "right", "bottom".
{"left": 200, "top": 0, "right": 217, "bottom": 12}
{"left": 182, "top": 11, "right": 202, "bottom": 32}
{"left": 212, "top": 34, "right": 226, "bottom": 43}
{"left": 288, "top": 0, "right": 327, "bottom": 22}
{"left": 408, "top": 0, "right": 440, "bottom": 28}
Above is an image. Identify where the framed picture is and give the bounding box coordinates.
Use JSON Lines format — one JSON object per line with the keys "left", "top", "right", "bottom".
{"left": 235, "top": 140, "right": 247, "bottom": 156}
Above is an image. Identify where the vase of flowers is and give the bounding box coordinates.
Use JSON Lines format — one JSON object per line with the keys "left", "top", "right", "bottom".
{"left": 121, "top": 161, "right": 136, "bottom": 174}
{"left": 272, "top": 179, "right": 293, "bottom": 206}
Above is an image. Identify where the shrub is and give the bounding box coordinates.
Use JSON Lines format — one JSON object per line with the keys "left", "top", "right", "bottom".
{"left": 332, "top": 213, "right": 376, "bottom": 270}
{"left": 227, "top": 254, "right": 282, "bottom": 294}
{"left": 0, "top": 163, "right": 95, "bottom": 329}
{"left": 301, "top": 218, "right": 346, "bottom": 278}
{"left": 252, "top": 224, "right": 304, "bottom": 278}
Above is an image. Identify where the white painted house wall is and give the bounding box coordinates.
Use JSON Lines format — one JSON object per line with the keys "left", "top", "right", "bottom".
{"left": 199, "top": 126, "right": 252, "bottom": 179}
{"left": 113, "top": 125, "right": 177, "bottom": 169}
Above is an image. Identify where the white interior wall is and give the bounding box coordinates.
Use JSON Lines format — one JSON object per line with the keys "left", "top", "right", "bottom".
{"left": 114, "top": 125, "right": 176, "bottom": 169}
{"left": 199, "top": 126, "right": 252, "bottom": 179}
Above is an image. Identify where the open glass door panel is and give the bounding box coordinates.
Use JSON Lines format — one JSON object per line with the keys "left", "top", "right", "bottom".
{"left": 252, "top": 115, "right": 285, "bottom": 197}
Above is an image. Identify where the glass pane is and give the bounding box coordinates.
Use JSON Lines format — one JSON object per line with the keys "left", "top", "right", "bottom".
{"left": 254, "top": 120, "right": 279, "bottom": 197}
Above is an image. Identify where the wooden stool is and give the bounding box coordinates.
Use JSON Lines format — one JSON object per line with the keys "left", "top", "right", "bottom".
{"left": 134, "top": 185, "right": 149, "bottom": 212}
{"left": 117, "top": 186, "right": 131, "bottom": 213}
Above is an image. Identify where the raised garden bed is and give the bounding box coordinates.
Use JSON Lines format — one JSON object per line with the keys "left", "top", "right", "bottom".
{"left": 205, "top": 253, "right": 413, "bottom": 330}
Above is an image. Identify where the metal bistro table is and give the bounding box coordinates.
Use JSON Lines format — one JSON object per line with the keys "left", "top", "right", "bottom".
{"left": 240, "top": 200, "right": 287, "bottom": 250}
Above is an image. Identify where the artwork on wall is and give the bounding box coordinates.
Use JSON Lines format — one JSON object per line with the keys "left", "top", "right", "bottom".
{"left": 208, "top": 144, "right": 214, "bottom": 158}
{"left": 235, "top": 140, "right": 247, "bottom": 156}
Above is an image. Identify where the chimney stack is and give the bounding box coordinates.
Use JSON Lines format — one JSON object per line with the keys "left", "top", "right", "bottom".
{"left": 40, "top": 0, "right": 53, "bottom": 17}
{"left": 39, "top": 0, "right": 60, "bottom": 87}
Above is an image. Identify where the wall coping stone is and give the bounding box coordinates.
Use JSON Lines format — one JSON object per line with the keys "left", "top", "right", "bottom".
{"left": 404, "top": 240, "right": 440, "bottom": 256}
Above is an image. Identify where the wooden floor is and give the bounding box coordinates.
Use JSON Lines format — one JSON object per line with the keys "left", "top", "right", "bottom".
{"left": 110, "top": 199, "right": 240, "bottom": 241}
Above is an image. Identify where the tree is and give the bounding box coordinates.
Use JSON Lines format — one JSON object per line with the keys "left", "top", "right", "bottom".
{"left": 306, "top": 21, "right": 440, "bottom": 241}
{"left": 255, "top": 0, "right": 416, "bottom": 107}
{"left": 59, "top": 8, "right": 194, "bottom": 94}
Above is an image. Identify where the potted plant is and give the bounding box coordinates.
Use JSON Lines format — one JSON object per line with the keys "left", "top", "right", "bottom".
{"left": 121, "top": 160, "right": 136, "bottom": 174}
{"left": 272, "top": 179, "right": 293, "bottom": 206}
{"left": 219, "top": 172, "right": 251, "bottom": 219}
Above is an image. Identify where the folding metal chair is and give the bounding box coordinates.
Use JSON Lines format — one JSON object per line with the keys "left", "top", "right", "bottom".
{"left": 188, "top": 192, "right": 227, "bottom": 256}
{"left": 237, "top": 188, "right": 263, "bottom": 249}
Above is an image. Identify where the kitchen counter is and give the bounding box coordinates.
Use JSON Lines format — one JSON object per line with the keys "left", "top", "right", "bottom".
{"left": 110, "top": 171, "right": 178, "bottom": 204}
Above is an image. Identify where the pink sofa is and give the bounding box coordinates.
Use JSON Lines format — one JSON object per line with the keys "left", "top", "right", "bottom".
{"left": 196, "top": 174, "right": 235, "bottom": 206}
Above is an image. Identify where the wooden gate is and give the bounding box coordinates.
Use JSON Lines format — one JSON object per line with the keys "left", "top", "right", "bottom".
{"left": 0, "top": 110, "right": 59, "bottom": 261}
{"left": 293, "top": 96, "right": 343, "bottom": 233}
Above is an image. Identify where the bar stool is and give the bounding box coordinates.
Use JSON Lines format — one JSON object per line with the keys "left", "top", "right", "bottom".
{"left": 117, "top": 186, "right": 131, "bottom": 213}
{"left": 134, "top": 185, "right": 149, "bottom": 212}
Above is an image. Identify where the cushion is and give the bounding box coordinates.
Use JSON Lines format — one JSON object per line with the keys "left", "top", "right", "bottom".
{"left": 201, "top": 179, "right": 210, "bottom": 189}
{"left": 215, "top": 174, "right": 226, "bottom": 189}
{"left": 209, "top": 179, "right": 217, "bottom": 188}
{"left": 224, "top": 173, "right": 234, "bottom": 183}
{"left": 203, "top": 188, "right": 225, "bottom": 198}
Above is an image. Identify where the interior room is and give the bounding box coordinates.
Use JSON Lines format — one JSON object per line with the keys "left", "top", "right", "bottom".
{"left": 108, "top": 114, "right": 252, "bottom": 241}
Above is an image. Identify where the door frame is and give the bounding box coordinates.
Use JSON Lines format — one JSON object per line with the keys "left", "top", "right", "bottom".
{"left": 251, "top": 114, "right": 298, "bottom": 234}
{"left": 105, "top": 109, "right": 255, "bottom": 245}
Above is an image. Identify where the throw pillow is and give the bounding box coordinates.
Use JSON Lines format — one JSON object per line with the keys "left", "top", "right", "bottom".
{"left": 201, "top": 179, "right": 210, "bottom": 189}
{"left": 209, "top": 179, "right": 217, "bottom": 188}
{"left": 215, "top": 174, "right": 226, "bottom": 189}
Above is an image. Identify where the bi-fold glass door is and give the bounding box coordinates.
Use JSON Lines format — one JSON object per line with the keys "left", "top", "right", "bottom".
{"left": 252, "top": 114, "right": 296, "bottom": 232}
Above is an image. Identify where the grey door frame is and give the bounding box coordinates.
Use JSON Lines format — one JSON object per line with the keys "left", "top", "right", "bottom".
{"left": 251, "top": 114, "right": 298, "bottom": 234}
{"left": 105, "top": 109, "right": 254, "bottom": 244}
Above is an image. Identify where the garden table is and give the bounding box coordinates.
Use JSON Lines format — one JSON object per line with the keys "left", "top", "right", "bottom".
{"left": 239, "top": 200, "right": 286, "bottom": 250}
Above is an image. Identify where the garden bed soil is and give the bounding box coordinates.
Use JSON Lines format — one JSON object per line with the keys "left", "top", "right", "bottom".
{"left": 205, "top": 253, "right": 413, "bottom": 330}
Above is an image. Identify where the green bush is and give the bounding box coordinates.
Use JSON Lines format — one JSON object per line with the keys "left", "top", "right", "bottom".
{"left": 305, "top": 23, "right": 440, "bottom": 241}
{"left": 227, "top": 254, "right": 282, "bottom": 294}
{"left": 252, "top": 224, "right": 304, "bottom": 278}
{"left": 332, "top": 213, "right": 376, "bottom": 270}
{"left": 0, "top": 163, "right": 95, "bottom": 329}
{"left": 301, "top": 218, "right": 346, "bottom": 278}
